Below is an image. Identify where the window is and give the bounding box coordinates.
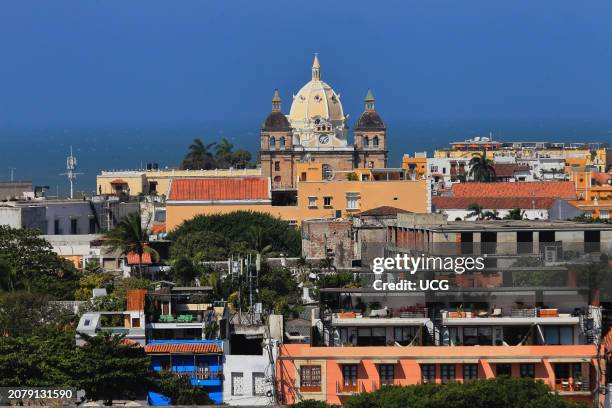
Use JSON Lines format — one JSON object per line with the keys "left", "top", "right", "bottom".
{"left": 231, "top": 372, "right": 244, "bottom": 396}
{"left": 300, "top": 365, "right": 321, "bottom": 392}
{"left": 84, "top": 319, "right": 91, "bottom": 326}
{"left": 379, "top": 364, "right": 395, "bottom": 385}
{"left": 520, "top": 363, "right": 535, "bottom": 378}
{"left": 54, "top": 219, "right": 60, "bottom": 235}
{"left": 252, "top": 372, "right": 266, "bottom": 396}
{"left": 600, "top": 210, "right": 609, "bottom": 219}
{"left": 356, "top": 327, "right": 386, "bottom": 346}
{"left": 463, "top": 364, "right": 478, "bottom": 381}
{"left": 70, "top": 218, "right": 78, "bottom": 234}
{"left": 342, "top": 364, "right": 358, "bottom": 388}
{"left": 430, "top": 165, "right": 438, "bottom": 173}
{"left": 149, "top": 181, "right": 158, "bottom": 193}
{"left": 441, "top": 364, "right": 456, "bottom": 383}
{"left": 496, "top": 364, "right": 512, "bottom": 377}
{"left": 363, "top": 136, "right": 369, "bottom": 147}
{"left": 346, "top": 193, "right": 359, "bottom": 210}
{"left": 543, "top": 326, "right": 573, "bottom": 345}
{"left": 274, "top": 161, "right": 280, "bottom": 171}
{"left": 368, "top": 161, "right": 374, "bottom": 169}
{"left": 269, "top": 137, "right": 276, "bottom": 150}
{"left": 421, "top": 364, "right": 435, "bottom": 384}
{"left": 131, "top": 317, "right": 140, "bottom": 328}
{"left": 463, "top": 327, "right": 492, "bottom": 345}
{"left": 394, "top": 327, "right": 418, "bottom": 346}
{"left": 322, "top": 164, "right": 333, "bottom": 180}
{"left": 279, "top": 137, "right": 286, "bottom": 149}
{"left": 89, "top": 218, "right": 97, "bottom": 234}
{"left": 308, "top": 196, "right": 317, "bottom": 208}
{"left": 322, "top": 196, "right": 333, "bottom": 207}
{"left": 373, "top": 136, "right": 379, "bottom": 147}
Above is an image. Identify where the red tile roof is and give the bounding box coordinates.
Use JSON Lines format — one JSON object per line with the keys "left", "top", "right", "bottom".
{"left": 358, "top": 206, "right": 411, "bottom": 217}
{"left": 592, "top": 172, "right": 612, "bottom": 186}
{"left": 151, "top": 223, "right": 166, "bottom": 234}
{"left": 451, "top": 181, "right": 576, "bottom": 199}
{"left": 144, "top": 343, "right": 222, "bottom": 354}
{"left": 169, "top": 178, "right": 270, "bottom": 201}
{"left": 493, "top": 164, "right": 530, "bottom": 178}
{"left": 433, "top": 196, "right": 557, "bottom": 210}
{"left": 126, "top": 251, "right": 153, "bottom": 265}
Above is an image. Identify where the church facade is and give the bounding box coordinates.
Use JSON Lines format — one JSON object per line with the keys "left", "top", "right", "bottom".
{"left": 259, "top": 55, "right": 388, "bottom": 191}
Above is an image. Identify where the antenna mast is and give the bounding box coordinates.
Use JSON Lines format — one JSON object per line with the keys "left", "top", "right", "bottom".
{"left": 60, "top": 146, "right": 83, "bottom": 199}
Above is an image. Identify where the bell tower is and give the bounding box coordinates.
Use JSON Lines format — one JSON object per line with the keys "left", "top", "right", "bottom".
{"left": 354, "top": 89, "right": 387, "bottom": 168}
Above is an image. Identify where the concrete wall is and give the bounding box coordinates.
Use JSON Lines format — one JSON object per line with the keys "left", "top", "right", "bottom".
{"left": 223, "top": 354, "right": 275, "bottom": 406}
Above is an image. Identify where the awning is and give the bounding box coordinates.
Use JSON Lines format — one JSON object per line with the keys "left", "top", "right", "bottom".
{"left": 547, "top": 357, "right": 591, "bottom": 363}
{"left": 488, "top": 358, "right": 541, "bottom": 363}
{"left": 371, "top": 359, "right": 399, "bottom": 364}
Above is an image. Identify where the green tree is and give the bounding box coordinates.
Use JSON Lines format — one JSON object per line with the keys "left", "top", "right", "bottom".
{"left": 0, "top": 226, "right": 79, "bottom": 299}
{"left": 258, "top": 267, "right": 300, "bottom": 314}
{"left": 504, "top": 207, "right": 525, "bottom": 220}
{"left": 181, "top": 138, "right": 216, "bottom": 170}
{"left": 103, "top": 213, "right": 159, "bottom": 277}
{"left": 170, "top": 230, "right": 231, "bottom": 261}
{"left": 466, "top": 203, "right": 485, "bottom": 220}
{"left": 291, "top": 400, "right": 334, "bottom": 408}
{"left": 0, "top": 291, "right": 75, "bottom": 337}
{"left": 231, "top": 149, "right": 253, "bottom": 168}
{"left": 468, "top": 150, "right": 496, "bottom": 182}
{"left": 75, "top": 272, "right": 114, "bottom": 300}
{"left": 342, "top": 377, "right": 588, "bottom": 408}
{"left": 155, "top": 372, "right": 213, "bottom": 405}
{"left": 170, "top": 256, "right": 199, "bottom": 285}
{"left": 73, "top": 332, "right": 155, "bottom": 405}
{"left": 214, "top": 137, "right": 234, "bottom": 168}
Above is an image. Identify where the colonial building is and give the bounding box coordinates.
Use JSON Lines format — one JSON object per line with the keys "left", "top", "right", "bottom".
{"left": 259, "top": 55, "right": 388, "bottom": 193}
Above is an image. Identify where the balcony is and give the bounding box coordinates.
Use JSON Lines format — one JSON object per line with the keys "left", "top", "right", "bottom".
{"left": 554, "top": 378, "right": 590, "bottom": 394}
{"left": 172, "top": 370, "right": 224, "bottom": 386}
{"left": 336, "top": 381, "right": 366, "bottom": 396}
{"left": 442, "top": 308, "right": 580, "bottom": 326}
{"left": 330, "top": 306, "right": 429, "bottom": 327}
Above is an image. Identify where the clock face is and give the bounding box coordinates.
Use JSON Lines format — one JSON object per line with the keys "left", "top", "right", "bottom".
{"left": 319, "top": 135, "right": 330, "bottom": 144}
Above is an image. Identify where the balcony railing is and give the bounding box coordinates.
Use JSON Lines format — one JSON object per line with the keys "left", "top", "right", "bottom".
{"left": 336, "top": 381, "right": 365, "bottom": 394}
{"left": 554, "top": 378, "right": 590, "bottom": 392}
{"left": 173, "top": 370, "right": 224, "bottom": 381}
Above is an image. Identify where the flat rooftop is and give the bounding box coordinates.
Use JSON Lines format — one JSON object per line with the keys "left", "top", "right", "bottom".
{"left": 402, "top": 219, "right": 612, "bottom": 232}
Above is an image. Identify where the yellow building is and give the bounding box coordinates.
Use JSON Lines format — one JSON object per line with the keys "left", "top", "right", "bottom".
{"left": 165, "top": 176, "right": 429, "bottom": 230}
{"left": 569, "top": 170, "right": 612, "bottom": 200}
{"left": 402, "top": 153, "right": 428, "bottom": 179}
{"left": 434, "top": 138, "right": 611, "bottom": 173}
{"left": 96, "top": 168, "right": 261, "bottom": 197}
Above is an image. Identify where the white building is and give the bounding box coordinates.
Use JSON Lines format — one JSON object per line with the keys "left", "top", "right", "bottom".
{"left": 223, "top": 349, "right": 277, "bottom": 406}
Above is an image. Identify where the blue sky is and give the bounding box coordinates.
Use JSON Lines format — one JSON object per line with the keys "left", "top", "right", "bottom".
{"left": 0, "top": 0, "right": 611, "bottom": 129}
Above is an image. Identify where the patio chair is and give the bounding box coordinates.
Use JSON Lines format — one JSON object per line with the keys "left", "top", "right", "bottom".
{"left": 491, "top": 308, "right": 502, "bottom": 317}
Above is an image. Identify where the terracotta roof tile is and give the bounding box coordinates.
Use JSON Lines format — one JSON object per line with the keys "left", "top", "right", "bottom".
{"left": 452, "top": 181, "right": 576, "bottom": 199}
{"left": 358, "top": 206, "right": 411, "bottom": 217}
{"left": 432, "top": 196, "right": 558, "bottom": 210}
{"left": 493, "top": 164, "right": 530, "bottom": 178}
{"left": 126, "top": 251, "right": 152, "bottom": 265}
{"left": 144, "top": 342, "right": 222, "bottom": 354}
{"left": 169, "top": 178, "right": 270, "bottom": 201}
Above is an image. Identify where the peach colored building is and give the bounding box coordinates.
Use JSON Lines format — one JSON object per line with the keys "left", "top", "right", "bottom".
{"left": 165, "top": 177, "right": 429, "bottom": 230}
{"left": 277, "top": 344, "right": 604, "bottom": 406}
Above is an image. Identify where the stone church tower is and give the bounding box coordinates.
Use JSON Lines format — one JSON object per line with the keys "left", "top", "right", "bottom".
{"left": 259, "top": 55, "right": 388, "bottom": 191}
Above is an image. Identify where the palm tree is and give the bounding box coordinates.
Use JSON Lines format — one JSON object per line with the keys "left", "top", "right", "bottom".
{"left": 468, "top": 150, "right": 496, "bottom": 182}
{"left": 504, "top": 207, "right": 525, "bottom": 220}
{"left": 482, "top": 210, "right": 500, "bottom": 220}
{"left": 215, "top": 137, "right": 234, "bottom": 167}
{"left": 103, "top": 213, "right": 159, "bottom": 277}
{"left": 182, "top": 138, "right": 216, "bottom": 170}
{"left": 466, "top": 203, "right": 485, "bottom": 220}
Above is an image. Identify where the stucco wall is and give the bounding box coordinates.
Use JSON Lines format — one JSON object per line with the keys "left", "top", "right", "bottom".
{"left": 223, "top": 354, "right": 275, "bottom": 406}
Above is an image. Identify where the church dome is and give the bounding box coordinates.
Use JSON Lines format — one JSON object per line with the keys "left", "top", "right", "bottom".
{"left": 355, "top": 111, "right": 385, "bottom": 131}
{"left": 262, "top": 89, "right": 292, "bottom": 131}
{"left": 355, "top": 88, "right": 385, "bottom": 131}
{"left": 262, "top": 111, "right": 291, "bottom": 131}
{"left": 288, "top": 55, "right": 346, "bottom": 126}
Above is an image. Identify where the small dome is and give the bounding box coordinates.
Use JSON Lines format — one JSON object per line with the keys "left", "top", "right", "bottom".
{"left": 355, "top": 111, "right": 385, "bottom": 131}
{"left": 262, "top": 111, "right": 291, "bottom": 131}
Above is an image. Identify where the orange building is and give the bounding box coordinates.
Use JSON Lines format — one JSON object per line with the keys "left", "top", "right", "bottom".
{"left": 277, "top": 344, "right": 604, "bottom": 406}
{"left": 570, "top": 170, "right": 612, "bottom": 201}
{"left": 165, "top": 176, "right": 429, "bottom": 230}
{"left": 402, "top": 153, "right": 427, "bottom": 180}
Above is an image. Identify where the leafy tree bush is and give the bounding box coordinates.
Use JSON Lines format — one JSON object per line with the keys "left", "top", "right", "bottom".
{"left": 291, "top": 400, "right": 334, "bottom": 408}
{"left": 0, "top": 291, "right": 75, "bottom": 337}
{"left": 154, "top": 372, "right": 213, "bottom": 405}
{"left": 342, "top": 377, "right": 589, "bottom": 408}
{"left": 169, "top": 211, "right": 301, "bottom": 259}
{"left": 0, "top": 226, "right": 80, "bottom": 299}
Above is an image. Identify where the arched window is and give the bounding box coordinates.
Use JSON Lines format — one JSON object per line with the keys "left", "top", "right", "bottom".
{"left": 269, "top": 136, "right": 276, "bottom": 150}
{"left": 373, "top": 136, "right": 379, "bottom": 147}
{"left": 363, "top": 136, "right": 369, "bottom": 147}
{"left": 279, "top": 136, "right": 286, "bottom": 150}
{"left": 322, "top": 164, "right": 333, "bottom": 181}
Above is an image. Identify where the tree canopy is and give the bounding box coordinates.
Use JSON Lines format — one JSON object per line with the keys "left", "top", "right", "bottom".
{"left": 309, "top": 377, "right": 590, "bottom": 408}
{"left": 0, "top": 226, "right": 79, "bottom": 299}
{"left": 468, "top": 150, "right": 496, "bottom": 182}
{"left": 181, "top": 137, "right": 254, "bottom": 170}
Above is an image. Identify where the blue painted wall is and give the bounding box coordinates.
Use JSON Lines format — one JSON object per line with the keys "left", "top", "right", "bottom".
{"left": 147, "top": 340, "right": 224, "bottom": 405}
